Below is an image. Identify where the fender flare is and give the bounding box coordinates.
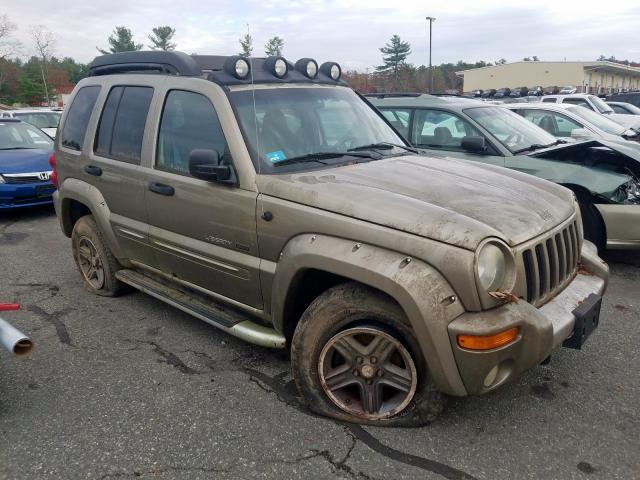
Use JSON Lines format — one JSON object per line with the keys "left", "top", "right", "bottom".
{"left": 271, "top": 233, "right": 468, "bottom": 396}
{"left": 57, "top": 178, "right": 126, "bottom": 260}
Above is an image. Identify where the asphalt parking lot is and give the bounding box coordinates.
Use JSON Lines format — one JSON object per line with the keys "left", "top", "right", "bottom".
{"left": 0, "top": 207, "right": 638, "bottom": 480}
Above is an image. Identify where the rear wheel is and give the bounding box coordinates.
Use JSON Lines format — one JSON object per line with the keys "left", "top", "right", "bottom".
{"left": 291, "top": 282, "right": 444, "bottom": 426}
{"left": 71, "top": 215, "right": 127, "bottom": 296}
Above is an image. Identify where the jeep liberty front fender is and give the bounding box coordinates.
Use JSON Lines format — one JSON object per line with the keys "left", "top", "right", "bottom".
{"left": 271, "top": 234, "right": 468, "bottom": 396}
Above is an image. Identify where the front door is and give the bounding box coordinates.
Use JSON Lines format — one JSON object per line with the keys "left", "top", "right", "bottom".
{"left": 144, "top": 87, "right": 262, "bottom": 308}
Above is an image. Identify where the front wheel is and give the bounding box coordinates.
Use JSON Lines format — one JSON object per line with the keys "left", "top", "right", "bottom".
{"left": 573, "top": 190, "right": 606, "bottom": 254}
{"left": 291, "top": 282, "right": 444, "bottom": 426}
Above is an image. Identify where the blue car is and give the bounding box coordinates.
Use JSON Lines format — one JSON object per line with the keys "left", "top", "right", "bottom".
{"left": 0, "top": 119, "right": 55, "bottom": 209}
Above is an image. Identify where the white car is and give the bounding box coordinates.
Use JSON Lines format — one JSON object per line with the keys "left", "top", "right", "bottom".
{"left": 0, "top": 109, "right": 61, "bottom": 138}
{"left": 505, "top": 103, "right": 640, "bottom": 144}
{"left": 539, "top": 94, "right": 640, "bottom": 132}
{"left": 607, "top": 101, "right": 640, "bottom": 115}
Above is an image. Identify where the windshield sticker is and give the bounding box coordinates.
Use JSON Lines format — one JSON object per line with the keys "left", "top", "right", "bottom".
{"left": 265, "top": 150, "right": 286, "bottom": 163}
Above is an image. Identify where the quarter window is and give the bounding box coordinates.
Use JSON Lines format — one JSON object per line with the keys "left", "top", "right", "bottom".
{"left": 61, "top": 86, "right": 101, "bottom": 151}
{"left": 156, "top": 90, "right": 229, "bottom": 175}
{"left": 95, "top": 86, "right": 153, "bottom": 164}
{"left": 380, "top": 109, "right": 411, "bottom": 139}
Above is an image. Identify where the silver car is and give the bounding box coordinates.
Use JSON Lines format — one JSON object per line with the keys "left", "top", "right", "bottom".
{"left": 540, "top": 94, "right": 640, "bottom": 132}
{"left": 505, "top": 103, "right": 639, "bottom": 143}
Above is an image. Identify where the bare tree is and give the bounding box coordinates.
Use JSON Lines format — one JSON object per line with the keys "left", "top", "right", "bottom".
{"left": 29, "top": 25, "right": 56, "bottom": 105}
{"left": 0, "top": 14, "right": 21, "bottom": 59}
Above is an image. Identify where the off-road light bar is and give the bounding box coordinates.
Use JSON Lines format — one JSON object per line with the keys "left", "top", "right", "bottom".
{"left": 295, "top": 58, "right": 318, "bottom": 79}
{"left": 320, "top": 62, "right": 341, "bottom": 81}
{"left": 224, "top": 56, "right": 251, "bottom": 79}
{"left": 265, "top": 56, "right": 288, "bottom": 78}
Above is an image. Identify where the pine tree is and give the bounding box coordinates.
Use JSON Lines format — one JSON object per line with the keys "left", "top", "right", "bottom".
{"left": 264, "top": 36, "right": 284, "bottom": 56}
{"left": 98, "top": 26, "right": 143, "bottom": 54}
{"left": 239, "top": 33, "right": 253, "bottom": 57}
{"left": 376, "top": 35, "right": 411, "bottom": 88}
{"left": 148, "top": 26, "right": 176, "bottom": 51}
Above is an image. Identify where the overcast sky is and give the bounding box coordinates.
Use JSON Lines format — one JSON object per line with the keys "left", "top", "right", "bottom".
{"left": 3, "top": 0, "right": 640, "bottom": 71}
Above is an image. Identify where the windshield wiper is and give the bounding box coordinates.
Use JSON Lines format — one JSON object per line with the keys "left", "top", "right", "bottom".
{"left": 348, "top": 142, "right": 419, "bottom": 154}
{"left": 512, "top": 140, "right": 564, "bottom": 155}
{"left": 0, "top": 147, "right": 37, "bottom": 150}
{"left": 272, "top": 151, "right": 380, "bottom": 167}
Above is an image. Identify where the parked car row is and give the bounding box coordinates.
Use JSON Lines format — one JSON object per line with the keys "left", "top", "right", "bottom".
{"left": 369, "top": 93, "right": 640, "bottom": 252}
{"left": 474, "top": 85, "right": 575, "bottom": 98}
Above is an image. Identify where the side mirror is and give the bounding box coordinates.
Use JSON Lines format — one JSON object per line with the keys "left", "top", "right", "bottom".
{"left": 570, "top": 128, "right": 592, "bottom": 140}
{"left": 461, "top": 135, "right": 487, "bottom": 153}
{"left": 188, "top": 149, "right": 236, "bottom": 185}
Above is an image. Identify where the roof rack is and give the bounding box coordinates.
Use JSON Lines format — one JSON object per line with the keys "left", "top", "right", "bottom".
{"left": 88, "top": 51, "right": 348, "bottom": 87}
{"left": 363, "top": 92, "right": 424, "bottom": 98}
{"left": 89, "top": 51, "right": 207, "bottom": 77}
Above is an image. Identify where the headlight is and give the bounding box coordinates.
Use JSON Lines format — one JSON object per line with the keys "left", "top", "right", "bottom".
{"left": 0, "top": 175, "right": 5, "bottom": 184}
{"left": 476, "top": 242, "right": 507, "bottom": 291}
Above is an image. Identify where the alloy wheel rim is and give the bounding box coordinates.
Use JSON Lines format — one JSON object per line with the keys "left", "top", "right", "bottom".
{"left": 77, "top": 237, "right": 105, "bottom": 289}
{"left": 318, "top": 327, "right": 417, "bottom": 420}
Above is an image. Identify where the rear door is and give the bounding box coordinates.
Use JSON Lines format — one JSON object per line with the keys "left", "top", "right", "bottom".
{"left": 83, "top": 79, "right": 162, "bottom": 266}
{"left": 143, "top": 82, "right": 262, "bottom": 308}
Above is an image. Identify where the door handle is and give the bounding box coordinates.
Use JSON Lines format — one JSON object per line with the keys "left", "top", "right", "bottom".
{"left": 84, "top": 165, "right": 102, "bottom": 176}
{"left": 148, "top": 182, "right": 175, "bottom": 196}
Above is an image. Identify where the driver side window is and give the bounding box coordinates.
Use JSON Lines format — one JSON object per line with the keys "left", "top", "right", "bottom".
{"left": 156, "top": 90, "right": 230, "bottom": 176}
{"left": 411, "top": 109, "right": 482, "bottom": 151}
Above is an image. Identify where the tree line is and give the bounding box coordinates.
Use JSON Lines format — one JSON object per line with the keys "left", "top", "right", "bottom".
{"left": 1, "top": 14, "right": 637, "bottom": 106}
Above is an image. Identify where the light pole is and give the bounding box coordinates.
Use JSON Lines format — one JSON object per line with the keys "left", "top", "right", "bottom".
{"left": 426, "top": 16, "right": 436, "bottom": 93}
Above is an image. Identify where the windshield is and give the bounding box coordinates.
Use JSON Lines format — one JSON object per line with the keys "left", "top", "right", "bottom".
{"left": 465, "top": 106, "right": 557, "bottom": 153}
{"left": 588, "top": 96, "right": 614, "bottom": 114}
{"left": 230, "top": 86, "right": 405, "bottom": 173}
{"left": 566, "top": 106, "right": 627, "bottom": 135}
{"left": 0, "top": 121, "right": 54, "bottom": 150}
{"left": 13, "top": 111, "right": 61, "bottom": 129}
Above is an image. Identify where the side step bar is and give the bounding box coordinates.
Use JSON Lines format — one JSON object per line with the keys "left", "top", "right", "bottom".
{"left": 115, "top": 269, "right": 286, "bottom": 349}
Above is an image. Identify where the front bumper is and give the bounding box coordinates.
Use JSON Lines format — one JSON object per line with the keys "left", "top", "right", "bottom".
{"left": 0, "top": 182, "right": 55, "bottom": 209}
{"left": 447, "top": 241, "right": 608, "bottom": 395}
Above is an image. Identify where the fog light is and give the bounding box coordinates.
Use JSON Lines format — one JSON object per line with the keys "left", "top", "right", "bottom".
{"left": 264, "top": 56, "right": 288, "bottom": 78}
{"left": 320, "top": 61, "right": 342, "bottom": 81}
{"left": 223, "top": 56, "right": 251, "bottom": 80}
{"left": 295, "top": 58, "right": 318, "bottom": 79}
{"left": 483, "top": 365, "right": 499, "bottom": 387}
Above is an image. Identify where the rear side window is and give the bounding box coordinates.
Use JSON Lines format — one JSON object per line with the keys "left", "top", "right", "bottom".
{"left": 95, "top": 86, "right": 153, "bottom": 164}
{"left": 61, "top": 86, "right": 101, "bottom": 151}
{"left": 542, "top": 97, "right": 556, "bottom": 103}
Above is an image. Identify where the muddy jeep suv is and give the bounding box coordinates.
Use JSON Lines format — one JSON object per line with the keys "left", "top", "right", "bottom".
{"left": 52, "top": 51, "right": 608, "bottom": 425}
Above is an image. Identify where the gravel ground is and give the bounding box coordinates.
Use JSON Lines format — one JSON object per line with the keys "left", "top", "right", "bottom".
{"left": 0, "top": 206, "right": 638, "bottom": 480}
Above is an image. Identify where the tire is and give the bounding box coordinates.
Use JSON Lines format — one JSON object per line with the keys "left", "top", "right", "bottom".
{"left": 71, "top": 215, "right": 127, "bottom": 296}
{"left": 291, "top": 282, "right": 444, "bottom": 426}
{"left": 573, "top": 189, "right": 606, "bottom": 254}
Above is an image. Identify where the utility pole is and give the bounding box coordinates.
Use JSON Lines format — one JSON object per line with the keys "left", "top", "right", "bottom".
{"left": 426, "top": 16, "right": 436, "bottom": 93}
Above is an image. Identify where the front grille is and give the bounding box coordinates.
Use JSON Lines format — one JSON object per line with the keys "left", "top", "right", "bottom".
{"left": 520, "top": 220, "right": 580, "bottom": 305}
{"left": 1, "top": 174, "right": 45, "bottom": 184}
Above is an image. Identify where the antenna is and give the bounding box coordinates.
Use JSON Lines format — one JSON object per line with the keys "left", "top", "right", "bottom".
{"left": 247, "top": 24, "right": 264, "bottom": 215}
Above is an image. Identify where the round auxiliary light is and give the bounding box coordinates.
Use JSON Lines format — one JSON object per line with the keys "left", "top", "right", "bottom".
{"left": 223, "top": 56, "right": 251, "bottom": 80}
{"left": 264, "top": 56, "right": 288, "bottom": 78}
{"left": 320, "top": 62, "right": 342, "bottom": 81}
{"left": 295, "top": 58, "right": 318, "bottom": 79}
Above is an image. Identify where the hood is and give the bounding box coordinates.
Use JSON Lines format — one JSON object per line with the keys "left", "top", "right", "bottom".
{"left": 0, "top": 149, "right": 52, "bottom": 174}
{"left": 609, "top": 113, "right": 640, "bottom": 131}
{"left": 257, "top": 155, "right": 575, "bottom": 250}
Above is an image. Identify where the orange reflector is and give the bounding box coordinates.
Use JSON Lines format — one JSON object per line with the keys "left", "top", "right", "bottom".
{"left": 457, "top": 327, "right": 519, "bottom": 351}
